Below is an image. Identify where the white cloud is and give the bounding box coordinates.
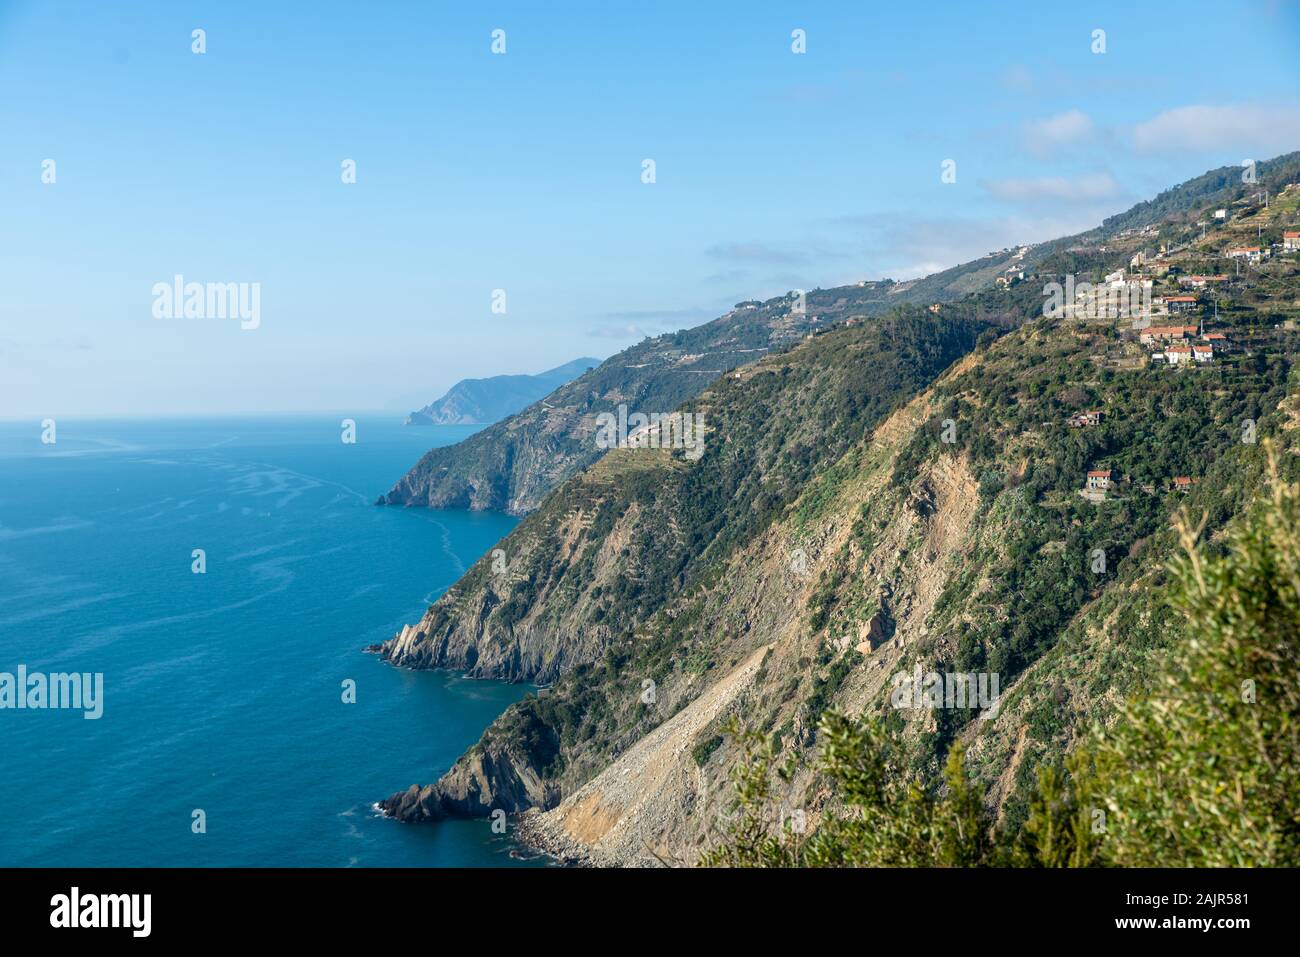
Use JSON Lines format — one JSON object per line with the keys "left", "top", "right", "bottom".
{"left": 1133, "top": 103, "right": 1300, "bottom": 154}
{"left": 981, "top": 172, "right": 1122, "bottom": 204}
{"left": 1023, "top": 109, "right": 1095, "bottom": 157}
{"left": 891, "top": 260, "right": 954, "bottom": 281}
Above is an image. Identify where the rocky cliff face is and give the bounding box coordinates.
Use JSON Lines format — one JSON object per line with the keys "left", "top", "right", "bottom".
{"left": 374, "top": 308, "right": 996, "bottom": 685}
{"left": 504, "top": 370, "right": 991, "bottom": 864}
{"left": 371, "top": 308, "right": 1005, "bottom": 832}
{"left": 380, "top": 712, "right": 559, "bottom": 821}
{"left": 383, "top": 287, "right": 1296, "bottom": 863}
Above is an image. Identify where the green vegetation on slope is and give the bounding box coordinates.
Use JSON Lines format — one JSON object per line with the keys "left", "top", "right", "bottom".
{"left": 891, "top": 316, "right": 1295, "bottom": 684}
{"left": 705, "top": 448, "right": 1300, "bottom": 866}
{"left": 378, "top": 153, "right": 1300, "bottom": 853}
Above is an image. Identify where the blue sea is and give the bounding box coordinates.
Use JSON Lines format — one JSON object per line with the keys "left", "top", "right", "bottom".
{"left": 0, "top": 415, "right": 542, "bottom": 867}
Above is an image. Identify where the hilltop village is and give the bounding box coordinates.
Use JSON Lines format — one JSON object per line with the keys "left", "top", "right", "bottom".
{"left": 1022, "top": 180, "right": 1300, "bottom": 500}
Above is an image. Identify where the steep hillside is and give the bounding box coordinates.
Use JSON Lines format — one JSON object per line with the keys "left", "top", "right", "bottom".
{"left": 375, "top": 154, "right": 1300, "bottom": 862}
{"left": 375, "top": 310, "right": 996, "bottom": 825}
{"left": 376, "top": 307, "right": 1006, "bottom": 685}
{"left": 499, "top": 291, "right": 1295, "bottom": 864}
{"left": 404, "top": 357, "right": 601, "bottom": 426}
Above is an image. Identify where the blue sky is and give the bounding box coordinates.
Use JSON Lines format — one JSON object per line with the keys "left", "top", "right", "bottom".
{"left": 1, "top": 0, "right": 1298, "bottom": 417}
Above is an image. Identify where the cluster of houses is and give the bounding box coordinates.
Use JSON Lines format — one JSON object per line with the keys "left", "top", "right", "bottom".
{"left": 1227, "top": 232, "right": 1300, "bottom": 261}
{"left": 1138, "top": 321, "right": 1230, "bottom": 366}
{"left": 1052, "top": 259, "right": 1240, "bottom": 364}
{"left": 1063, "top": 197, "right": 1298, "bottom": 504}
{"left": 1080, "top": 468, "right": 1198, "bottom": 500}
{"left": 995, "top": 246, "right": 1031, "bottom": 287}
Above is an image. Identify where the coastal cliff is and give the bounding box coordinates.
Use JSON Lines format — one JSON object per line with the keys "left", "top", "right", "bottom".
{"left": 380, "top": 709, "right": 560, "bottom": 821}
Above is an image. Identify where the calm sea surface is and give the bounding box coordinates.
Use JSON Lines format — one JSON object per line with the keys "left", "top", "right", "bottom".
{"left": 0, "top": 415, "right": 541, "bottom": 866}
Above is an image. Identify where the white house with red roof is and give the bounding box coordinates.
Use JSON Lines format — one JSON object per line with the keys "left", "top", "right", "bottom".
{"left": 1086, "top": 469, "right": 1114, "bottom": 491}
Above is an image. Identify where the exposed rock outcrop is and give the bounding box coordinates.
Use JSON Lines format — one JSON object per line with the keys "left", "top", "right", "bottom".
{"left": 380, "top": 734, "right": 558, "bottom": 822}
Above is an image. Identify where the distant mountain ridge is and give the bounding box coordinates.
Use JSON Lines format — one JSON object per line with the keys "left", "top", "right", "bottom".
{"left": 404, "top": 357, "right": 601, "bottom": 426}
{"left": 379, "top": 274, "right": 1007, "bottom": 514}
